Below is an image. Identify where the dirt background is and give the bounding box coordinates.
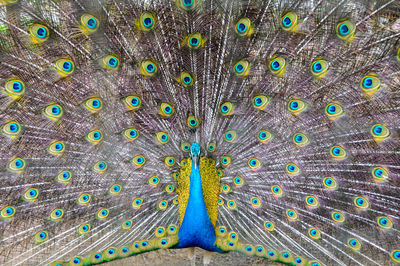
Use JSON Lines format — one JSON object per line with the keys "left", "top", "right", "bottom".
{"left": 104, "top": 248, "right": 278, "bottom": 265}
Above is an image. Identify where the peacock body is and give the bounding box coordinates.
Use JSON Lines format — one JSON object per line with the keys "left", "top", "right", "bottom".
{"left": 0, "top": 0, "right": 400, "bottom": 265}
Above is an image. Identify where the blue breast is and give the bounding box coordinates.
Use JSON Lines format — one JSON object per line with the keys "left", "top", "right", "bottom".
{"left": 176, "top": 161, "right": 219, "bottom": 251}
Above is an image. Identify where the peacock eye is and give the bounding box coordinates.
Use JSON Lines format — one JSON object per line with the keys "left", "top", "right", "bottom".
{"left": 84, "top": 97, "right": 103, "bottom": 113}
{"left": 34, "top": 231, "right": 48, "bottom": 243}
{"left": 168, "top": 224, "right": 178, "bottom": 234}
{"left": 308, "top": 227, "right": 321, "bottom": 239}
{"left": 159, "top": 102, "right": 175, "bottom": 117}
{"left": 286, "top": 209, "right": 298, "bottom": 220}
{"left": 221, "top": 184, "right": 231, "bottom": 194}
{"left": 288, "top": 99, "right": 306, "bottom": 115}
{"left": 228, "top": 232, "right": 238, "bottom": 241}
{"left": 186, "top": 115, "right": 200, "bottom": 128}
{"left": 122, "top": 128, "right": 139, "bottom": 141}
{"left": 360, "top": 74, "right": 380, "bottom": 94}
{"left": 132, "top": 197, "right": 143, "bottom": 209}
{"left": 282, "top": 252, "right": 290, "bottom": 258}
{"left": 216, "top": 198, "right": 224, "bottom": 206}
{"left": 325, "top": 101, "right": 344, "bottom": 119}
{"left": 80, "top": 14, "right": 99, "bottom": 33}
{"left": 244, "top": 245, "right": 254, "bottom": 254}
{"left": 101, "top": 55, "right": 120, "bottom": 70}
{"left": 224, "top": 130, "right": 237, "bottom": 143}
{"left": 48, "top": 141, "right": 65, "bottom": 156}
{"left": 148, "top": 176, "right": 160, "bottom": 187}
{"left": 323, "top": 176, "right": 338, "bottom": 190}
{"left": 269, "top": 56, "right": 286, "bottom": 76}
{"left": 178, "top": 0, "right": 196, "bottom": 10}
{"left": 178, "top": 71, "right": 194, "bottom": 87}
{"left": 131, "top": 155, "right": 146, "bottom": 168}
{"left": 305, "top": 195, "right": 319, "bottom": 208}
{"left": 44, "top": 104, "right": 63, "bottom": 121}
{"left": 56, "top": 170, "right": 72, "bottom": 184}
{"left": 219, "top": 102, "right": 234, "bottom": 115}
{"left": 336, "top": 20, "right": 356, "bottom": 40}
{"left": 93, "top": 161, "right": 107, "bottom": 173}
{"left": 250, "top": 197, "right": 262, "bottom": 208}
{"left": 281, "top": 12, "right": 298, "bottom": 31}
{"left": 97, "top": 208, "right": 109, "bottom": 219}
{"left": 139, "top": 12, "right": 156, "bottom": 31}
{"left": 232, "top": 176, "right": 244, "bottom": 187}
{"left": 1, "top": 206, "right": 16, "bottom": 219}
{"left": 286, "top": 163, "right": 300, "bottom": 176}
{"left": 78, "top": 224, "right": 91, "bottom": 235}
{"left": 122, "top": 219, "right": 133, "bottom": 230}
{"left": 164, "top": 184, "right": 175, "bottom": 194}
{"left": 220, "top": 155, "right": 232, "bottom": 167}
{"left": 235, "top": 17, "right": 252, "bottom": 37}
{"left": 217, "top": 169, "right": 224, "bottom": 177}
{"left": 23, "top": 188, "right": 39, "bottom": 201}
{"left": 330, "top": 145, "right": 347, "bottom": 160}
{"left": 106, "top": 247, "right": 116, "bottom": 258}
{"left": 2, "top": 121, "right": 22, "bottom": 139}
{"left": 252, "top": 95, "right": 270, "bottom": 111}
{"left": 227, "top": 200, "right": 237, "bottom": 210}
{"left": 158, "top": 200, "right": 168, "bottom": 210}
{"left": 293, "top": 133, "right": 309, "bottom": 147}
{"left": 164, "top": 156, "right": 176, "bottom": 167}
{"left": 124, "top": 95, "right": 142, "bottom": 111}
{"left": 248, "top": 158, "right": 262, "bottom": 170}
{"left": 271, "top": 185, "right": 283, "bottom": 197}
{"left": 377, "top": 216, "right": 393, "bottom": 229}
{"left": 77, "top": 193, "right": 91, "bottom": 205}
{"left": 331, "top": 211, "right": 345, "bottom": 223}
{"left": 216, "top": 226, "right": 227, "bottom": 237}
{"left": 233, "top": 60, "right": 250, "bottom": 76}
{"left": 156, "top": 131, "right": 169, "bottom": 144}
{"left": 257, "top": 129, "right": 273, "bottom": 144}
{"left": 29, "top": 24, "right": 49, "bottom": 42}
{"left": 207, "top": 142, "right": 216, "bottom": 152}
{"left": 55, "top": 58, "right": 75, "bottom": 76}
{"left": 86, "top": 129, "right": 103, "bottom": 145}
{"left": 267, "top": 250, "right": 277, "bottom": 259}
{"left": 109, "top": 184, "right": 122, "bottom": 195}
{"left": 8, "top": 157, "right": 26, "bottom": 173}
{"left": 5, "top": 78, "right": 26, "bottom": 98}
{"left": 311, "top": 59, "right": 329, "bottom": 77}
{"left": 49, "top": 208, "right": 64, "bottom": 220}
{"left": 141, "top": 60, "right": 158, "bottom": 77}
{"left": 354, "top": 196, "right": 369, "bottom": 210}
{"left": 372, "top": 166, "right": 389, "bottom": 182}
{"left": 347, "top": 238, "right": 362, "bottom": 251}
{"left": 370, "top": 124, "right": 390, "bottom": 141}
{"left": 294, "top": 257, "right": 304, "bottom": 264}
{"left": 187, "top": 33, "right": 203, "bottom": 49}
{"left": 256, "top": 246, "right": 264, "bottom": 253}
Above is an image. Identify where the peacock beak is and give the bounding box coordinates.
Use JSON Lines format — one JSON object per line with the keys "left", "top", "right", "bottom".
{"left": 192, "top": 155, "right": 199, "bottom": 168}
{"left": 190, "top": 142, "right": 201, "bottom": 168}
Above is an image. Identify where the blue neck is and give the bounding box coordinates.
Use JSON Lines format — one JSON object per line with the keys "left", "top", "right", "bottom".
{"left": 176, "top": 160, "right": 218, "bottom": 251}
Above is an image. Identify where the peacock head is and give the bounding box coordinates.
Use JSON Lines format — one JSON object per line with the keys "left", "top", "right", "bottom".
{"left": 190, "top": 142, "right": 201, "bottom": 166}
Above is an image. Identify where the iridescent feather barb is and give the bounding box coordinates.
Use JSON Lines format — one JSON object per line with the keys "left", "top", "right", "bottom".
{"left": 0, "top": 0, "right": 400, "bottom": 265}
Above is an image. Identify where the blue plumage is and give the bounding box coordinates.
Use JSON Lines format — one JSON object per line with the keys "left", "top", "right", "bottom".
{"left": 177, "top": 152, "right": 218, "bottom": 251}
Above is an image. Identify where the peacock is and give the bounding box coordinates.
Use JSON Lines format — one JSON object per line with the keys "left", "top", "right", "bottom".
{"left": 0, "top": 0, "right": 400, "bottom": 265}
